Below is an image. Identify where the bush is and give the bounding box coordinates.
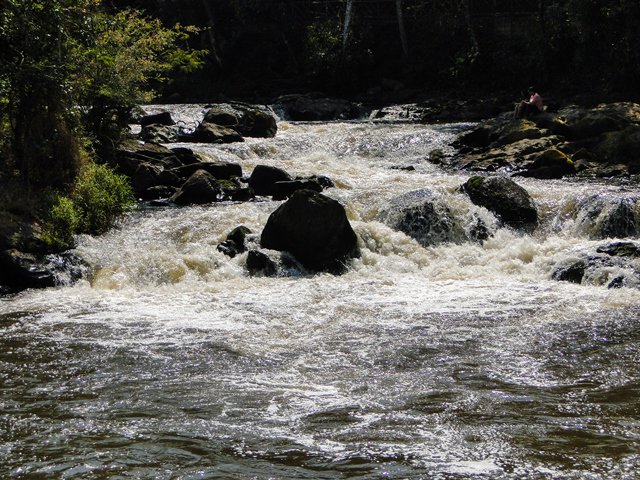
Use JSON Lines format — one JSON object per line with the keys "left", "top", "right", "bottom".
{"left": 73, "top": 163, "right": 135, "bottom": 235}
{"left": 44, "top": 162, "right": 134, "bottom": 248}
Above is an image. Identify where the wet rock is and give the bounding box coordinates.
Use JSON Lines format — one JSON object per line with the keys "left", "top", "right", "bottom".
{"left": 249, "top": 165, "right": 293, "bottom": 196}
{"left": 114, "top": 140, "right": 175, "bottom": 176}
{"left": 217, "top": 226, "right": 253, "bottom": 258}
{"left": 461, "top": 176, "right": 538, "bottom": 228}
{"left": 143, "top": 185, "right": 177, "bottom": 201}
{"left": 170, "top": 170, "right": 223, "bottom": 205}
{"left": 575, "top": 195, "right": 639, "bottom": 239}
{"left": 189, "top": 122, "right": 245, "bottom": 143}
{"left": 139, "top": 111, "right": 175, "bottom": 127}
{"left": 379, "top": 190, "right": 455, "bottom": 247}
{"left": 170, "top": 147, "right": 203, "bottom": 166}
{"left": 551, "top": 259, "right": 587, "bottom": 284}
{"left": 261, "top": 190, "right": 359, "bottom": 273}
{"left": 140, "top": 123, "right": 179, "bottom": 143}
{"left": 246, "top": 250, "right": 278, "bottom": 277}
{"left": 0, "top": 210, "right": 49, "bottom": 254}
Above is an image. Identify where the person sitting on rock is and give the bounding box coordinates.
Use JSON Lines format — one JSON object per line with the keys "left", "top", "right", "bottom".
{"left": 514, "top": 87, "right": 543, "bottom": 119}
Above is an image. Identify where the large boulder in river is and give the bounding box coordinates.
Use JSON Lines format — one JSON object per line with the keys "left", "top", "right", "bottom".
{"left": 461, "top": 176, "right": 538, "bottom": 228}
{"left": 260, "top": 190, "right": 360, "bottom": 272}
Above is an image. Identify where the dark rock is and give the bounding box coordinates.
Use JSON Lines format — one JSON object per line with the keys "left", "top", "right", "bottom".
{"left": 130, "top": 163, "right": 164, "bottom": 196}
{"left": 246, "top": 250, "right": 278, "bottom": 277}
{"left": 114, "top": 140, "right": 175, "bottom": 176}
{"left": 597, "top": 241, "right": 640, "bottom": 257}
{"left": 271, "top": 180, "right": 322, "bottom": 201}
{"left": 203, "top": 103, "right": 278, "bottom": 138}
{"left": 261, "top": 190, "right": 359, "bottom": 272}
{"left": 189, "top": 122, "right": 245, "bottom": 143}
{"left": 274, "top": 94, "right": 364, "bottom": 121}
{"left": 140, "top": 111, "right": 175, "bottom": 127}
{"left": 249, "top": 165, "right": 293, "bottom": 196}
{"left": 0, "top": 249, "right": 56, "bottom": 289}
{"left": 144, "top": 185, "right": 177, "bottom": 200}
{"left": 140, "top": 123, "right": 179, "bottom": 143}
{"left": 461, "top": 176, "right": 538, "bottom": 228}
{"left": 170, "top": 147, "right": 203, "bottom": 165}
{"left": 217, "top": 225, "right": 253, "bottom": 258}
{"left": 170, "top": 170, "right": 223, "bottom": 205}
{"left": 551, "top": 259, "right": 587, "bottom": 284}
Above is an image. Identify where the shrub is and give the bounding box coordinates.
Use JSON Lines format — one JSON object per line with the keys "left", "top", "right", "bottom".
{"left": 73, "top": 163, "right": 135, "bottom": 235}
{"left": 44, "top": 162, "right": 134, "bottom": 249}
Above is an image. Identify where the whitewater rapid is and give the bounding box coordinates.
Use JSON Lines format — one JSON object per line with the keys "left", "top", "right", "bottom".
{"left": 1, "top": 112, "right": 639, "bottom": 479}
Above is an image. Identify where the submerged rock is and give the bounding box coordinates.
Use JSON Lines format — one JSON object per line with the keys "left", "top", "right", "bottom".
{"left": 460, "top": 176, "right": 538, "bottom": 228}
{"left": 260, "top": 190, "right": 359, "bottom": 273}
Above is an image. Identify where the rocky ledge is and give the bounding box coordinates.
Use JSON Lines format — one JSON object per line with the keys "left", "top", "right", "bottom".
{"left": 444, "top": 102, "right": 640, "bottom": 178}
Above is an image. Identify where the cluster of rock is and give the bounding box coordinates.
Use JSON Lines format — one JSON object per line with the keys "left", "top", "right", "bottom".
{"left": 378, "top": 176, "right": 536, "bottom": 249}
{"left": 448, "top": 102, "right": 640, "bottom": 178}
{"left": 137, "top": 102, "right": 278, "bottom": 145}
{"left": 113, "top": 140, "right": 334, "bottom": 204}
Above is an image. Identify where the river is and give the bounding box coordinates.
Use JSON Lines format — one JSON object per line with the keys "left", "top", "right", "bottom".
{"left": 1, "top": 107, "right": 639, "bottom": 479}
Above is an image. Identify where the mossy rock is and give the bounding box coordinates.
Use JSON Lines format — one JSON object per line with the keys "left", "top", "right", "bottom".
{"left": 496, "top": 120, "right": 543, "bottom": 145}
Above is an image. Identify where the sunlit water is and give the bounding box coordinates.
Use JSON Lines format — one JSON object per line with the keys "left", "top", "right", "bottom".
{"left": 1, "top": 107, "right": 639, "bottom": 479}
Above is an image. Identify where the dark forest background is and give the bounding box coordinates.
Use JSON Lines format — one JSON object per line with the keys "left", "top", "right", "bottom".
{"left": 108, "top": 0, "right": 640, "bottom": 102}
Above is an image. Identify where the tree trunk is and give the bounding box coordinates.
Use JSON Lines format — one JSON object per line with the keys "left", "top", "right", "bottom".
{"left": 342, "top": 0, "right": 354, "bottom": 51}
{"left": 201, "top": 0, "right": 222, "bottom": 69}
{"left": 396, "top": 0, "right": 409, "bottom": 61}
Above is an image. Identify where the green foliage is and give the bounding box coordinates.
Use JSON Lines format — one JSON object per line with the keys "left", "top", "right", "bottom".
{"left": 44, "top": 163, "right": 134, "bottom": 249}
{"left": 44, "top": 194, "right": 81, "bottom": 249}
{"left": 72, "top": 163, "right": 135, "bottom": 235}
{"left": 0, "top": 0, "right": 206, "bottom": 183}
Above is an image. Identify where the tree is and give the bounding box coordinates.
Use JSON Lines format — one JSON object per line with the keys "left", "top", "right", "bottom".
{"left": 0, "top": 0, "right": 205, "bottom": 185}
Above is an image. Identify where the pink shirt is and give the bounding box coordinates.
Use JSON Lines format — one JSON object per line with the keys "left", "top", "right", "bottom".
{"left": 529, "top": 93, "right": 543, "bottom": 111}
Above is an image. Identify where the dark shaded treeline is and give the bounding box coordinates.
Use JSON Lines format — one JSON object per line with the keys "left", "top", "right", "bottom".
{"left": 107, "top": 0, "right": 640, "bottom": 102}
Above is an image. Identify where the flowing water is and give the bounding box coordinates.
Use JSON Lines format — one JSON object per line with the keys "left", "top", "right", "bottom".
{"left": 1, "top": 106, "right": 639, "bottom": 479}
